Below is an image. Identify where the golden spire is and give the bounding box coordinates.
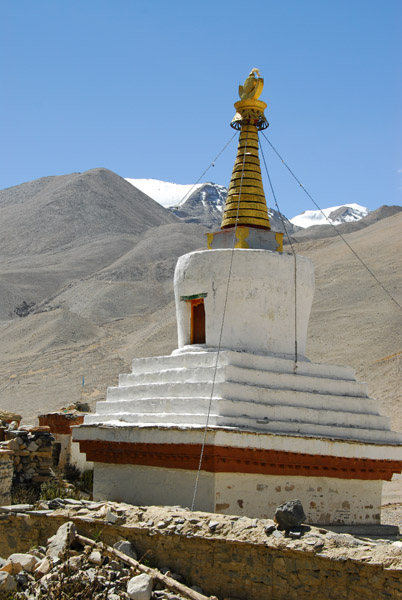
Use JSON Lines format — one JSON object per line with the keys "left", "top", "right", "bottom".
{"left": 221, "top": 68, "right": 271, "bottom": 230}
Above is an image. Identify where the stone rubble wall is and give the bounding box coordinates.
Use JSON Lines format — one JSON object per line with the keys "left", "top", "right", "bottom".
{"left": 0, "top": 451, "right": 13, "bottom": 505}
{"left": 0, "top": 426, "right": 55, "bottom": 499}
{"left": 0, "top": 501, "right": 401, "bottom": 599}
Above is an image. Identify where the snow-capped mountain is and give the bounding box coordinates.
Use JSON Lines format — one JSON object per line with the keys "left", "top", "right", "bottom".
{"left": 126, "top": 178, "right": 203, "bottom": 208}
{"left": 126, "top": 179, "right": 373, "bottom": 235}
{"left": 169, "top": 182, "right": 227, "bottom": 229}
{"left": 290, "top": 204, "right": 369, "bottom": 229}
{"left": 126, "top": 178, "right": 298, "bottom": 233}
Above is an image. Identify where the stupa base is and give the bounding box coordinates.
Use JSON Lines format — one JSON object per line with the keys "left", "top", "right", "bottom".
{"left": 73, "top": 424, "right": 402, "bottom": 525}
{"left": 73, "top": 346, "right": 402, "bottom": 525}
{"left": 90, "top": 462, "right": 382, "bottom": 525}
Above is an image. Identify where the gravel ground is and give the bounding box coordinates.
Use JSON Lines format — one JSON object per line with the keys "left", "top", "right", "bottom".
{"left": 381, "top": 504, "right": 402, "bottom": 533}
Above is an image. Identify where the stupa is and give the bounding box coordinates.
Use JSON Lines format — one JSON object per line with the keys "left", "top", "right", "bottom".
{"left": 74, "top": 70, "right": 402, "bottom": 526}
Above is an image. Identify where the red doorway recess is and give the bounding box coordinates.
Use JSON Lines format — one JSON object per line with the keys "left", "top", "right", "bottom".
{"left": 190, "top": 298, "right": 206, "bottom": 344}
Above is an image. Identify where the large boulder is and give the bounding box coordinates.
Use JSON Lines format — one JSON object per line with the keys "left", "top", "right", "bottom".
{"left": 274, "top": 499, "right": 306, "bottom": 530}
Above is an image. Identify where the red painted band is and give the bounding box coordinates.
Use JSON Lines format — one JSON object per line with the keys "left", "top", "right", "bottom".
{"left": 78, "top": 440, "right": 402, "bottom": 481}
{"left": 39, "top": 414, "right": 84, "bottom": 435}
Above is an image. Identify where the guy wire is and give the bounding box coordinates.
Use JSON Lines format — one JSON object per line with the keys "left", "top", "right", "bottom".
{"left": 173, "top": 132, "right": 238, "bottom": 209}
{"left": 191, "top": 127, "right": 249, "bottom": 511}
{"left": 261, "top": 132, "right": 402, "bottom": 312}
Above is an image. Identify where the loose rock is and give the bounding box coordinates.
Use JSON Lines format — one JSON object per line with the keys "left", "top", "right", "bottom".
{"left": 127, "top": 573, "right": 154, "bottom": 600}
{"left": 47, "top": 521, "right": 77, "bottom": 559}
{"left": 113, "top": 540, "right": 137, "bottom": 560}
{"left": 88, "top": 550, "right": 103, "bottom": 565}
{"left": 0, "top": 571, "right": 17, "bottom": 591}
{"left": 33, "top": 557, "right": 52, "bottom": 577}
{"left": 5, "top": 553, "right": 39, "bottom": 573}
{"left": 274, "top": 499, "right": 306, "bottom": 530}
{"left": 208, "top": 520, "right": 219, "bottom": 532}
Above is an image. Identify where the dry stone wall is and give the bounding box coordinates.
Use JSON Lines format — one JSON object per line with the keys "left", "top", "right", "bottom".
{"left": 0, "top": 425, "right": 55, "bottom": 500}
{"left": 0, "top": 451, "right": 13, "bottom": 505}
{"left": 0, "top": 501, "right": 401, "bottom": 599}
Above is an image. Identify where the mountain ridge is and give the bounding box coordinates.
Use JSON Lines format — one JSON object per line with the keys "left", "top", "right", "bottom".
{"left": 290, "top": 205, "right": 402, "bottom": 241}
{"left": 126, "top": 177, "right": 401, "bottom": 236}
{"left": 0, "top": 168, "right": 178, "bottom": 257}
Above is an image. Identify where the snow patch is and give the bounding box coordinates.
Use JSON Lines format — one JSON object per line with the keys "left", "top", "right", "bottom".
{"left": 290, "top": 204, "right": 369, "bottom": 229}
{"left": 126, "top": 178, "right": 203, "bottom": 208}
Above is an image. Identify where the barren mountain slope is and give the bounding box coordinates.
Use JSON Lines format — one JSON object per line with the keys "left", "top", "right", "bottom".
{"left": 289, "top": 211, "right": 402, "bottom": 431}
{"left": 0, "top": 168, "right": 178, "bottom": 255}
{"left": 0, "top": 220, "right": 206, "bottom": 422}
{"left": 0, "top": 168, "right": 179, "bottom": 320}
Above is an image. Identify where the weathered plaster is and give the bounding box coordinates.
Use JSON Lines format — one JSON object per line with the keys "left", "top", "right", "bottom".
{"left": 93, "top": 463, "right": 215, "bottom": 511}
{"left": 90, "top": 461, "right": 382, "bottom": 524}
{"left": 174, "top": 249, "right": 314, "bottom": 357}
{"left": 213, "top": 472, "right": 382, "bottom": 524}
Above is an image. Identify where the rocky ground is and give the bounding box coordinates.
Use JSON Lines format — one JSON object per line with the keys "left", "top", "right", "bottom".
{"left": 0, "top": 516, "right": 212, "bottom": 599}
{"left": 381, "top": 502, "right": 402, "bottom": 531}
{"left": 1, "top": 499, "right": 402, "bottom": 599}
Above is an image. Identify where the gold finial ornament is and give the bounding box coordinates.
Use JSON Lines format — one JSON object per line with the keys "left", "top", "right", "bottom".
{"left": 239, "top": 68, "right": 264, "bottom": 101}
{"left": 221, "top": 69, "right": 271, "bottom": 230}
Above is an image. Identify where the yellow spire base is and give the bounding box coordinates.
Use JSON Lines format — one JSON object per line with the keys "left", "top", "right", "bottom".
{"left": 221, "top": 69, "right": 271, "bottom": 231}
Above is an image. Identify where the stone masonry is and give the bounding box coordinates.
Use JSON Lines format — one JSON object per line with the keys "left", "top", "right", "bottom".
{"left": 0, "top": 425, "right": 55, "bottom": 500}
{"left": 0, "top": 501, "right": 401, "bottom": 599}
{"left": 0, "top": 451, "right": 13, "bottom": 505}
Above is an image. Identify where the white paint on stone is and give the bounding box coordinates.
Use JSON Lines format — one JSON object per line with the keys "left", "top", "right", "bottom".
{"left": 69, "top": 439, "right": 93, "bottom": 472}
{"left": 79, "top": 346, "right": 402, "bottom": 446}
{"left": 131, "top": 349, "right": 356, "bottom": 380}
{"left": 91, "top": 461, "right": 382, "bottom": 525}
{"left": 73, "top": 423, "right": 402, "bottom": 462}
{"left": 52, "top": 432, "right": 93, "bottom": 473}
{"left": 93, "top": 463, "right": 215, "bottom": 512}
{"left": 174, "top": 249, "right": 315, "bottom": 357}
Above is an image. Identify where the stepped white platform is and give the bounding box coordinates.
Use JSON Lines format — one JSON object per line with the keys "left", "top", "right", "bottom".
{"left": 82, "top": 349, "right": 400, "bottom": 445}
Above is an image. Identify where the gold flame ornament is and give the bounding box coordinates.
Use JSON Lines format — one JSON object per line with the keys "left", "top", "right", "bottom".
{"left": 221, "top": 69, "right": 271, "bottom": 230}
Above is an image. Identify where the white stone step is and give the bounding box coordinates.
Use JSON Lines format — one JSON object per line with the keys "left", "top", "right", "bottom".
{"left": 106, "top": 381, "right": 379, "bottom": 415}
{"left": 226, "top": 365, "right": 366, "bottom": 396}
{"left": 83, "top": 409, "right": 402, "bottom": 444}
{"left": 95, "top": 396, "right": 389, "bottom": 431}
{"left": 119, "top": 364, "right": 366, "bottom": 398}
{"left": 130, "top": 350, "right": 356, "bottom": 381}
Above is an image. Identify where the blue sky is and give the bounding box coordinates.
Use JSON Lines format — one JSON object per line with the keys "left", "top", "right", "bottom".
{"left": 1, "top": 0, "right": 400, "bottom": 218}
